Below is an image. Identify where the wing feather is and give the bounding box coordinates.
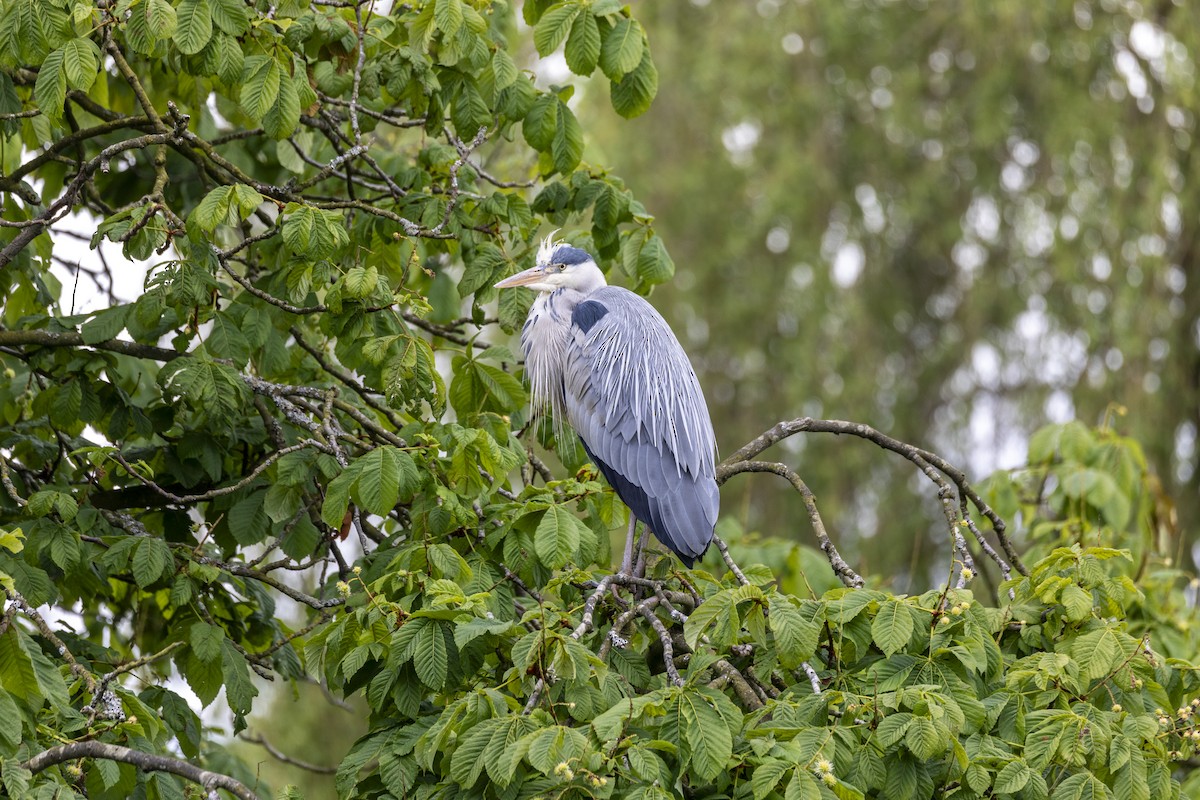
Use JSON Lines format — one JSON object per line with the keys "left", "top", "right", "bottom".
{"left": 564, "top": 287, "right": 718, "bottom": 564}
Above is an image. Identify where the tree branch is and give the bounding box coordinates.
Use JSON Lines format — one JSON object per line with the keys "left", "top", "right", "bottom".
{"left": 717, "top": 460, "right": 864, "bottom": 588}
{"left": 23, "top": 741, "right": 260, "bottom": 800}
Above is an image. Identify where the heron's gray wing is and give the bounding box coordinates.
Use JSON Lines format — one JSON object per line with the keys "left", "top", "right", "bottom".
{"left": 563, "top": 287, "right": 719, "bottom": 565}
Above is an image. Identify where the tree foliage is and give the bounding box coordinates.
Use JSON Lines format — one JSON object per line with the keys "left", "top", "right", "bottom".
{"left": 0, "top": 1, "right": 1198, "bottom": 799}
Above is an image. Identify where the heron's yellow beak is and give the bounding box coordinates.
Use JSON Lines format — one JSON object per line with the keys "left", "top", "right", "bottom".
{"left": 494, "top": 265, "right": 546, "bottom": 289}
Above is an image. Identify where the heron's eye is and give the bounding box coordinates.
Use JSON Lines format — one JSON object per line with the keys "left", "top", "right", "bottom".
{"left": 555, "top": 263, "right": 566, "bottom": 272}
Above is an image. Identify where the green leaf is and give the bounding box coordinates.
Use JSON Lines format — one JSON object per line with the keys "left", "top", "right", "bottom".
{"left": 214, "top": 30, "right": 244, "bottom": 85}
{"left": 241, "top": 55, "right": 281, "bottom": 121}
{"left": 32, "top": 47, "right": 66, "bottom": 119}
{"left": 525, "top": 725, "right": 588, "bottom": 774}
{"left": 413, "top": 620, "right": 448, "bottom": 689}
{"left": 0, "top": 628, "right": 41, "bottom": 709}
{"left": 174, "top": 0, "right": 213, "bottom": 54}
{"left": 552, "top": 99, "right": 583, "bottom": 174}
{"left": 534, "top": 505, "right": 582, "bottom": 569}
{"left": 145, "top": 0, "right": 178, "bottom": 39}
{"left": 752, "top": 761, "right": 790, "bottom": 800}
{"left": 491, "top": 49, "right": 519, "bottom": 92}
{"left": 206, "top": 312, "right": 251, "bottom": 367}
{"left": 459, "top": 243, "right": 509, "bottom": 298}
{"left": 353, "top": 446, "right": 404, "bottom": 516}
{"left": 263, "top": 71, "right": 302, "bottom": 139}
{"left": 189, "top": 622, "right": 225, "bottom": 663}
{"left": 132, "top": 537, "right": 172, "bottom": 588}
{"left": 871, "top": 599, "right": 914, "bottom": 656}
{"left": 786, "top": 769, "right": 823, "bottom": 800}
{"left": 610, "top": 48, "right": 658, "bottom": 118}
{"left": 0, "top": 689, "right": 21, "bottom": 749}
{"left": 227, "top": 489, "right": 269, "bottom": 545}
{"left": 994, "top": 758, "right": 1031, "bottom": 794}
{"left": 904, "top": 717, "right": 944, "bottom": 760}
{"left": 450, "top": 719, "right": 500, "bottom": 786}
{"left": 769, "top": 594, "right": 820, "bottom": 668}
{"left": 681, "top": 692, "right": 732, "bottom": 781}
{"left": 80, "top": 305, "right": 129, "bottom": 344}
{"left": 61, "top": 37, "right": 100, "bottom": 91}
{"left": 321, "top": 467, "right": 357, "bottom": 528}
{"left": 684, "top": 588, "right": 735, "bottom": 650}
{"left": 636, "top": 234, "right": 675, "bottom": 284}
{"left": 1060, "top": 583, "right": 1093, "bottom": 622}
{"left": 210, "top": 0, "right": 249, "bottom": 35}
{"left": 522, "top": 93, "right": 558, "bottom": 151}
{"left": 564, "top": 11, "right": 600, "bottom": 74}
{"left": 533, "top": 2, "right": 580, "bottom": 56}
{"left": 599, "top": 17, "right": 644, "bottom": 79}
{"left": 434, "top": 0, "right": 463, "bottom": 36}
{"left": 191, "top": 185, "right": 233, "bottom": 232}
{"left": 221, "top": 639, "right": 259, "bottom": 717}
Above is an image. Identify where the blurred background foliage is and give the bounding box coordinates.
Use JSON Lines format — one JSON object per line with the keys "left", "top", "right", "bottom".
{"left": 576, "top": 0, "right": 1199, "bottom": 587}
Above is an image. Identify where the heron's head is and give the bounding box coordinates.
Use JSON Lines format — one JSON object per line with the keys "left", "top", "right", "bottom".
{"left": 494, "top": 236, "right": 605, "bottom": 293}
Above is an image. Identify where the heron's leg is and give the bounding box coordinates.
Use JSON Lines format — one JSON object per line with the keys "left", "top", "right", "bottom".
{"left": 621, "top": 516, "right": 638, "bottom": 575}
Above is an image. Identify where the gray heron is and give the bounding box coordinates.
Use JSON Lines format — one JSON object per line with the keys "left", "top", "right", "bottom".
{"left": 495, "top": 236, "right": 719, "bottom": 571}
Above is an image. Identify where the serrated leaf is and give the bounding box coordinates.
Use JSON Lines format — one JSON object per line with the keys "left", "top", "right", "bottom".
{"left": 61, "top": 38, "right": 100, "bottom": 91}
{"left": 214, "top": 30, "right": 244, "bottom": 85}
{"left": 132, "top": 537, "right": 171, "bottom": 588}
{"left": 904, "top": 717, "right": 944, "bottom": 760}
{"left": 533, "top": 2, "right": 580, "bottom": 56}
{"left": 221, "top": 639, "right": 258, "bottom": 717}
{"left": 786, "top": 769, "right": 822, "bottom": 800}
{"left": 263, "top": 71, "right": 301, "bottom": 139}
{"left": 353, "top": 446, "right": 404, "bottom": 516}
{"left": 564, "top": 11, "right": 600, "bottom": 74}
{"left": 552, "top": 99, "right": 583, "bottom": 174}
{"left": 80, "top": 305, "right": 129, "bottom": 344}
{"left": 681, "top": 693, "right": 732, "bottom": 781}
{"left": 684, "top": 588, "right": 735, "bottom": 650}
{"left": 534, "top": 505, "right": 581, "bottom": 569}
{"left": 636, "top": 234, "right": 675, "bottom": 283}
{"left": 752, "top": 761, "right": 790, "bottom": 800}
{"left": 769, "top": 594, "right": 820, "bottom": 668}
{"left": 413, "top": 620, "right": 448, "bottom": 689}
{"left": 491, "top": 49, "right": 519, "bottom": 92}
{"left": 33, "top": 47, "right": 66, "bottom": 119}
{"left": 206, "top": 312, "right": 250, "bottom": 367}
{"left": 241, "top": 55, "right": 281, "bottom": 121}
{"left": 522, "top": 93, "right": 557, "bottom": 151}
{"left": 1060, "top": 583, "right": 1093, "bottom": 622}
{"left": 610, "top": 48, "right": 658, "bottom": 118}
{"left": 871, "top": 599, "right": 914, "bottom": 656}
{"left": 994, "top": 758, "right": 1031, "bottom": 794}
{"left": 210, "top": 0, "right": 248, "bottom": 35}
{"left": 145, "top": 0, "right": 178, "bottom": 39}
{"left": 321, "top": 467, "right": 358, "bottom": 528}
{"left": 190, "top": 622, "right": 225, "bottom": 663}
{"left": 174, "top": 0, "right": 213, "bottom": 54}
{"left": 434, "top": 0, "right": 463, "bottom": 35}
{"left": 599, "top": 16, "right": 643, "bottom": 79}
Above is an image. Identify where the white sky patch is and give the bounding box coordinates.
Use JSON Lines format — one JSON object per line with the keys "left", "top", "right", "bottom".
{"left": 781, "top": 33, "right": 804, "bottom": 54}
{"left": 831, "top": 242, "right": 864, "bottom": 287}
{"left": 964, "top": 195, "right": 1000, "bottom": 242}
{"left": 533, "top": 52, "right": 571, "bottom": 88}
{"left": 49, "top": 210, "right": 153, "bottom": 314}
{"left": 765, "top": 226, "right": 790, "bottom": 254}
{"left": 1114, "top": 48, "right": 1149, "bottom": 98}
{"left": 720, "top": 120, "right": 762, "bottom": 166}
